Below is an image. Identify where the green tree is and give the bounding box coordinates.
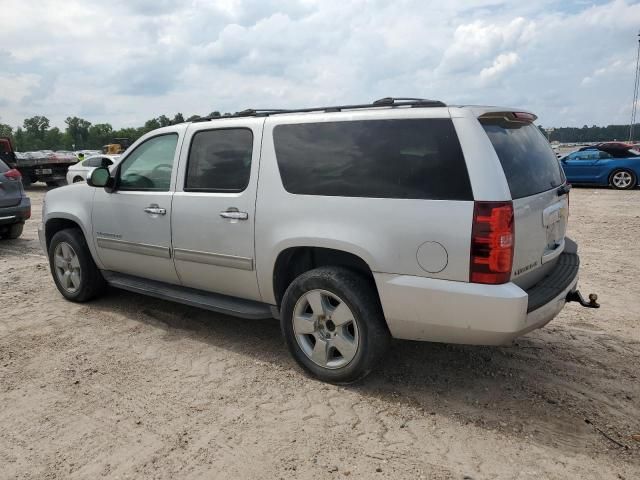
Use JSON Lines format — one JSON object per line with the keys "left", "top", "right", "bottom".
{"left": 88, "top": 123, "right": 113, "bottom": 149}
{"left": 65, "top": 116, "right": 92, "bottom": 149}
{"left": 44, "top": 127, "right": 64, "bottom": 150}
{"left": 157, "top": 115, "right": 171, "bottom": 127}
{"left": 13, "top": 128, "right": 25, "bottom": 151}
{"left": 172, "top": 113, "right": 185, "bottom": 124}
{"left": 0, "top": 123, "right": 12, "bottom": 138}
{"left": 23, "top": 116, "right": 50, "bottom": 139}
{"left": 186, "top": 115, "right": 201, "bottom": 122}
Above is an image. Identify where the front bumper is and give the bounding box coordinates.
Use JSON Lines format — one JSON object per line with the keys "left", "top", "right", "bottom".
{"left": 375, "top": 249, "right": 580, "bottom": 346}
{"left": 0, "top": 197, "right": 31, "bottom": 225}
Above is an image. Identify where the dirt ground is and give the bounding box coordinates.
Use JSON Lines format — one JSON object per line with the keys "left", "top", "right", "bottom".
{"left": 0, "top": 185, "right": 638, "bottom": 480}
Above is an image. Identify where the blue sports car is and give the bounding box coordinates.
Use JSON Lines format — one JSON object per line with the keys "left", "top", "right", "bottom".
{"left": 560, "top": 145, "right": 640, "bottom": 190}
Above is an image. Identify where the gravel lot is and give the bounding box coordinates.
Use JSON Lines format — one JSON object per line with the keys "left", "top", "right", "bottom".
{"left": 1, "top": 185, "right": 639, "bottom": 479}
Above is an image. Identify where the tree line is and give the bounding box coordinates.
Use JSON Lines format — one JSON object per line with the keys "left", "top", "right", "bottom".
{"left": 1, "top": 114, "right": 638, "bottom": 152}
{"left": 538, "top": 124, "right": 637, "bottom": 143}
{"left": 0, "top": 112, "right": 225, "bottom": 152}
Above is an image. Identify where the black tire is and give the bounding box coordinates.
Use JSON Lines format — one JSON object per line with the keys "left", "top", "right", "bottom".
{"left": 48, "top": 228, "right": 106, "bottom": 302}
{"left": 280, "top": 266, "right": 390, "bottom": 384}
{"left": 21, "top": 177, "right": 32, "bottom": 189}
{"left": 1, "top": 223, "right": 24, "bottom": 240}
{"left": 609, "top": 169, "right": 637, "bottom": 190}
{"left": 46, "top": 180, "right": 67, "bottom": 188}
{"left": 73, "top": 176, "right": 84, "bottom": 183}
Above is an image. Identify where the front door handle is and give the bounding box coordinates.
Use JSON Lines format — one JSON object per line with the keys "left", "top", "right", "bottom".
{"left": 220, "top": 208, "right": 248, "bottom": 220}
{"left": 144, "top": 205, "right": 166, "bottom": 216}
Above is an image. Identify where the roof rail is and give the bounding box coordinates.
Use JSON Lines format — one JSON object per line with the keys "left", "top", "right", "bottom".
{"left": 193, "top": 97, "right": 446, "bottom": 122}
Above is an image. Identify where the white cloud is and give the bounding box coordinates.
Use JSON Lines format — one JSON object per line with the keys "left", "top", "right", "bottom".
{"left": 480, "top": 52, "right": 521, "bottom": 82}
{"left": 0, "top": 0, "right": 639, "bottom": 128}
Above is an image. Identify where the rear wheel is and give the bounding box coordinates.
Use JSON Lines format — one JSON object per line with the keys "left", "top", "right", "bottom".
{"left": 48, "top": 228, "right": 106, "bottom": 302}
{"left": 73, "top": 176, "right": 84, "bottom": 183}
{"left": 280, "top": 266, "right": 390, "bottom": 384}
{"left": 609, "top": 169, "right": 636, "bottom": 190}
{"left": 0, "top": 223, "right": 24, "bottom": 240}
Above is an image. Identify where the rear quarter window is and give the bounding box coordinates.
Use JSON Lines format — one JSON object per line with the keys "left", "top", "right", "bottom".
{"left": 273, "top": 118, "right": 473, "bottom": 200}
{"left": 480, "top": 119, "right": 564, "bottom": 199}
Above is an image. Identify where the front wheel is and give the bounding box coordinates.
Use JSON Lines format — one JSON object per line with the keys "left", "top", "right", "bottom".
{"left": 609, "top": 169, "right": 637, "bottom": 190}
{"left": 280, "top": 266, "right": 390, "bottom": 384}
{"left": 48, "top": 228, "right": 106, "bottom": 302}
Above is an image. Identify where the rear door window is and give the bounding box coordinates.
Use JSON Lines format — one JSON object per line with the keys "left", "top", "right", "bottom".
{"left": 273, "top": 118, "right": 473, "bottom": 200}
{"left": 185, "top": 128, "right": 253, "bottom": 192}
{"left": 480, "top": 120, "right": 564, "bottom": 199}
{"left": 83, "top": 157, "right": 107, "bottom": 167}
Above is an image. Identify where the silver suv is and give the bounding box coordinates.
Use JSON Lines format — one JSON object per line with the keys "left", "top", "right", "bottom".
{"left": 39, "top": 98, "right": 597, "bottom": 383}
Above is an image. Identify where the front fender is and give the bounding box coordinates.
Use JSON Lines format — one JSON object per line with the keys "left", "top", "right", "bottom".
{"left": 42, "top": 184, "right": 103, "bottom": 268}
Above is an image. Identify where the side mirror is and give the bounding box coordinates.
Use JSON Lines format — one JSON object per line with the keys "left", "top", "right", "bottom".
{"left": 87, "top": 167, "right": 113, "bottom": 191}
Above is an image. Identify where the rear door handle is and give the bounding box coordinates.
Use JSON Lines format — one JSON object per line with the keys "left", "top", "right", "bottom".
{"left": 220, "top": 209, "right": 248, "bottom": 220}
{"left": 144, "top": 205, "right": 166, "bottom": 215}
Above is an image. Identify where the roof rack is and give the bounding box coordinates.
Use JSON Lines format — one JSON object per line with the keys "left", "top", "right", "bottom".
{"left": 193, "top": 97, "right": 446, "bottom": 122}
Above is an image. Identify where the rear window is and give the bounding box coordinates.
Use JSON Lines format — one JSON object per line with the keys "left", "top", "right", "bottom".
{"left": 83, "top": 157, "right": 111, "bottom": 167}
{"left": 273, "top": 119, "right": 473, "bottom": 200}
{"left": 481, "top": 120, "right": 563, "bottom": 199}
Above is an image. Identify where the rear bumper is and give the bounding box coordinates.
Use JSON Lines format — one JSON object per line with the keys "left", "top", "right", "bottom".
{"left": 375, "top": 250, "right": 580, "bottom": 345}
{"left": 0, "top": 197, "right": 31, "bottom": 225}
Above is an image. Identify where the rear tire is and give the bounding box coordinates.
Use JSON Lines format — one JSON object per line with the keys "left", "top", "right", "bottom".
{"left": 280, "top": 266, "right": 390, "bottom": 384}
{"left": 609, "top": 169, "right": 636, "bottom": 190}
{"left": 0, "top": 223, "right": 24, "bottom": 240}
{"left": 48, "top": 228, "right": 106, "bottom": 302}
{"left": 73, "top": 176, "right": 84, "bottom": 183}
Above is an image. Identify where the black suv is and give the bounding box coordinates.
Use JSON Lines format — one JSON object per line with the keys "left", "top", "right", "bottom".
{"left": 0, "top": 158, "right": 30, "bottom": 239}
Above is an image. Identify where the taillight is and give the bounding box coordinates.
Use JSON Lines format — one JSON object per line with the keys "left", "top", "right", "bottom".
{"left": 470, "top": 201, "right": 514, "bottom": 284}
{"left": 4, "top": 169, "right": 21, "bottom": 180}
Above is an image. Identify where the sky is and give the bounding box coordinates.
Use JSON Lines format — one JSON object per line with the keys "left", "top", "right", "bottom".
{"left": 0, "top": 0, "right": 639, "bottom": 129}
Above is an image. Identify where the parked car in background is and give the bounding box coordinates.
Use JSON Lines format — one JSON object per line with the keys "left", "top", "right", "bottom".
{"left": 561, "top": 146, "right": 640, "bottom": 189}
{"left": 66, "top": 155, "right": 120, "bottom": 184}
{"left": 0, "top": 158, "right": 30, "bottom": 239}
{"left": 39, "top": 98, "right": 598, "bottom": 383}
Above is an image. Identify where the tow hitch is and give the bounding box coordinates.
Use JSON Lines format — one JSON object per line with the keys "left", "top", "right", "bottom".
{"left": 566, "top": 290, "right": 600, "bottom": 308}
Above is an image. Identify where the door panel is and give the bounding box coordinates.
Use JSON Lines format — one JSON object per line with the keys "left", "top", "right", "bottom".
{"left": 563, "top": 151, "right": 599, "bottom": 181}
{"left": 93, "top": 190, "right": 179, "bottom": 283}
{"left": 92, "top": 130, "right": 183, "bottom": 284}
{"left": 172, "top": 120, "right": 263, "bottom": 301}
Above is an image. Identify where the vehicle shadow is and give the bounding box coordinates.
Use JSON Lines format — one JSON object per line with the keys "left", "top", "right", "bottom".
{"left": 87, "top": 287, "right": 640, "bottom": 456}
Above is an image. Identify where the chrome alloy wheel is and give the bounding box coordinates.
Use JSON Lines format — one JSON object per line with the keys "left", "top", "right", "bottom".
{"left": 53, "top": 242, "right": 82, "bottom": 293}
{"left": 292, "top": 289, "right": 360, "bottom": 369}
{"left": 612, "top": 171, "right": 633, "bottom": 189}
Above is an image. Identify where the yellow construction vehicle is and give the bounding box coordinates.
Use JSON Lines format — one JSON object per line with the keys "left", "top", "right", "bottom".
{"left": 102, "top": 138, "right": 131, "bottom": 155}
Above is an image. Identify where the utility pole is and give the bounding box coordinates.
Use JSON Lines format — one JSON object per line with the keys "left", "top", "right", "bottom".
{"left": 629, "top": 31, "right": 640, "bottom": 142}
